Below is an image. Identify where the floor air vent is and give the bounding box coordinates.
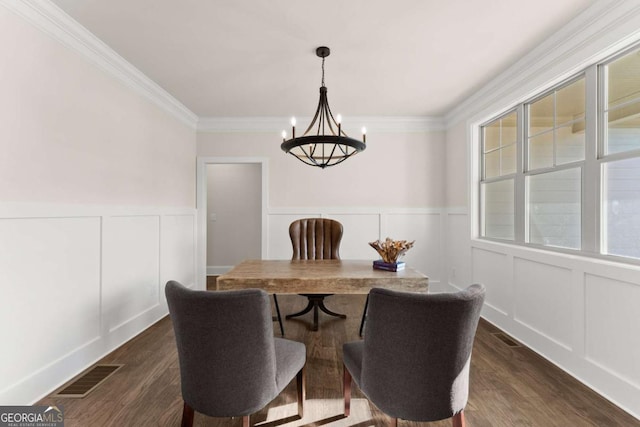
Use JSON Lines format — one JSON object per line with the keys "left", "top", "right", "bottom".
{"left": 54, "top": 364, "right": 123, "bottom": 398}
{"left": 492, "top": 332, "right": 521, "bottom": 348}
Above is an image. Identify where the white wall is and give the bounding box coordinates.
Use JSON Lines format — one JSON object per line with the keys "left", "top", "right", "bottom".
{"left": 198, "top": 130, "right": 445, "bottom": 208}
{"left": 443, "top": 1, "right": 640, "bottom": 419}
{"left": 197, "top": 129, "right": 448, "bottom": 290}
{"left": 0, "top": 4, "right": 196, "bottom": 404}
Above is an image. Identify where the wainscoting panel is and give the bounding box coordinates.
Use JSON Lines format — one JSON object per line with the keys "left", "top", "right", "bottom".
{"left": 447, "top": 208, "right": 640, "bottom": 418}
{"left": 386, "top": 213, "right": 441, "bottom": 282}
{"left": 514, "top": 258, "right": 573, "bottom": 350}
{"left": 102, "top": 216, "right": 160, "bottom": 333}
{"left": 160, "top": 214, "right": 197, "bottom": 296}
{"left": 328, "top": 213, "right": 380, "bottom": 259}
{"left": 0, "top": 204, "right": 196, "bottom": 405}
{"left": 585, "top": 274, "right": 640, "bottom": 388}
{"left": 0, "top": 216, "right": 101, "bottom": 402}
{"left": 445, "top": 212, "right": 471, "bottom": 291}
{"left": 471, "top": 247, "right": 511, "bottom": 316}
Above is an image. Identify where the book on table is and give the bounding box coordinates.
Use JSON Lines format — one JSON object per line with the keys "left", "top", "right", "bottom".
{"left": 373, "top": 260, "right": 405, "bottom": 271}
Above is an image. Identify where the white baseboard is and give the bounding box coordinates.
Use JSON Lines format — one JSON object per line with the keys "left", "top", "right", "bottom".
{"left": 207, "top": 265, "right": 233, "bottom": 275}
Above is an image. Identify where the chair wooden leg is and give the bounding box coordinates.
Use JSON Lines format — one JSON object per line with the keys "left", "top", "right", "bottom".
{"left": 343, "top": 364, "right": 352, "bottom": 416}
{"left": 452, "top": 411, "right": 466, "bottom": 427}
{"left": 359, "top": 294, "right": 369, "bottom": 337}
{"left": 181, "top": 401, "right": 194, "bottom": 427}
{"left": 297, "top": 366, "right": 305, "bottom": 418}
{"left": 273, "top": 294, "right": 285, "bottom": 336}
{"left": 389, "top": 417, "right": 398, "bottom": 427}
{"left": 242, "top": 415, "right": 250, "bottom": 427}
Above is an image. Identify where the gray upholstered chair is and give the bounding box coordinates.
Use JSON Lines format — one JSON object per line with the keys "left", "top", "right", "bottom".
{"left": 342, "top": 285, "right": 485, "bottom": 427}
{"left": 283, "top": 218, "right": 346, "bottom": 331}
{"left": 165, "top": 281, "right": 306, "bottom": 427}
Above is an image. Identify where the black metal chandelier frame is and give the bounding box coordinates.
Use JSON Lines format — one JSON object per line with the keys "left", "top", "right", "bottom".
{"left": 281, "top": 46, "right": 366, "bottom": 169}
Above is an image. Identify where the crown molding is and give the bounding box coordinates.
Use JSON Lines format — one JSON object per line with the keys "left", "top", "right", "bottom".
{"left": 444, "top": 0, "right": 640, "bottom": 128}
{"left": 197, "top": 116, "right": 445, "bottom": 133}
{"left": 1, "top": 0, "right": 198, "bottom": 129}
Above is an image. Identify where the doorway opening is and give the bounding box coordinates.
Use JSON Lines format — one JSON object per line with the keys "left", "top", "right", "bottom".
{"left": 196, "top": 157, "right": 268, "bottom": 289}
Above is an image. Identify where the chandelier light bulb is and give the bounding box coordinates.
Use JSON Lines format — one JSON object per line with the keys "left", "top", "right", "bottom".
{"left": 336, "top": 114, "right": 342, "bottom": 124}
{"left": 291, "top": 117, "right": 296, "bottom": 127}
{"left": 362, "top": 127, "right": 367, "bottom": 143}
{"left": 282, "top": 130, "right": 287, "bottom": 142}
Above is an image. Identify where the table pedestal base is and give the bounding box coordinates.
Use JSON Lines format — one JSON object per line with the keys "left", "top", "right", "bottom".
{"left": 286, "top": 294, "right": 347, "bottom": 331}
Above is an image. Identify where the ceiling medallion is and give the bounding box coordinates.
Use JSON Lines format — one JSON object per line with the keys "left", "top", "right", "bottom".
{"left": 281, "top": 46, "right": 366, "bottom": 168}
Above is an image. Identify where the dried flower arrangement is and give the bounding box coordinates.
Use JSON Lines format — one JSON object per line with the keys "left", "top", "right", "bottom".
{"left": 368, "top": 237, "right": 415, "bottom": 264}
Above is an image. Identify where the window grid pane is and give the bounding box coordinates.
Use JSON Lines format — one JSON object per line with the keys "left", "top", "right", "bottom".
{"left": 501, "top": 143, "right": 517, "bottom": 175}
{"left": 607, "top": 47, "right": 640, "bottom": 109}
{"left": 527, "top": 168, "right": 582, "bottom": 249}
{"left": 482, "top": 111, "right": 518, "bottom": 179}
{"left": 557, "top": 78, "right": 586, "bottom": 124}
{"left": 482, "top": 179, "right": 515, "bottom": 240}
{"left": 529, "top": 94, "right": 554, "bottom": 136}
{"left": 604, "top": 46, "right": 640, "bottom": 156}
{"left": 484, "top": 150, "right": 501, "bottom": 179}
{"left": 483, "top": 122, "right": 501, "bottom": 152}
{"left": 527, "top": 77, "right": 586, "bottom": 171}
{"left": 528, "top": 131, "right": 554, "bottom": 170}
{"left": 606, "top": 103, "right": 640, "bottom": 155}
{"left": 556, "top": 123, "right": 585, "bottom": 165}
{"left": 603, "top": 156, "right": 640, "bottom": 260}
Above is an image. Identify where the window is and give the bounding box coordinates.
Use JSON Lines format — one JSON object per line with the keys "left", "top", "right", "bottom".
{"left": 601, "top": 46, "right": 640, "bottom": 259}
{"left": 525, "top": 77, "right": 585, "bottom": 250}
{"left": 480, "top": 111, "right": 517, "bottom": 240}
{"left": 478, "top": 42, "right": 640, "bottom": 263}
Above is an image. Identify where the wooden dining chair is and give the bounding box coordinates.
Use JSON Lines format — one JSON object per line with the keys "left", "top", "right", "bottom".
{"left": 283, "top": 218, "right": 346, "bottom": 331}
{"left": 166, "top": 281, "right": 306, "bottom": 427}
{"left": 343, "top": 285, "right": 485, "bottom": 426}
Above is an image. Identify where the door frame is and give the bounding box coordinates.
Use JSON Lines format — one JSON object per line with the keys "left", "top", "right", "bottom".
{"left": 196, "top": 157, "right": 269, "bottom": 289}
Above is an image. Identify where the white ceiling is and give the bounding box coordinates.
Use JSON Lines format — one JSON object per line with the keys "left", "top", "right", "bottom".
{"left": 49, "top": 0, "right": 596, "bottom": 118}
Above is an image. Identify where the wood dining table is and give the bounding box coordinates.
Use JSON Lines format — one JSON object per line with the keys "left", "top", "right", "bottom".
{"left": 216, "top": 259, "right": 429, "bottom": 294}
{"left": 217, "top": 259, "right": 429, "bottom": 333}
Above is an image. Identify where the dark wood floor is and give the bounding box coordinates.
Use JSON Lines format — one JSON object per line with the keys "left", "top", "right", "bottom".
{"left": 38, "top": 280, "right": 639, "bottom": 426}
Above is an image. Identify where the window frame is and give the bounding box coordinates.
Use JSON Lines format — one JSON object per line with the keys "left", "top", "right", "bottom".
{"left": 523, "top": 74, "right": 587, "bottom": 251}
{"left": 476, "top": 40, "right": 640, "bottom": 265}
{"left": 597, "top": 43, "right": 640, "bottom": 260}
{"left": 479, "top": 108, "right": 519, "bottom": 241}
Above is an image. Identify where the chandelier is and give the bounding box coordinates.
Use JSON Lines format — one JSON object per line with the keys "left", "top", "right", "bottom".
{"left": 281, "top": 46, "right": 366, "bottom": 168}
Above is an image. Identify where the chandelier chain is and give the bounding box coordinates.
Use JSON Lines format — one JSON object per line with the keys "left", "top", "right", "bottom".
{"left": 321, "top": 57, "right": 325, "bottom": 87}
